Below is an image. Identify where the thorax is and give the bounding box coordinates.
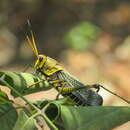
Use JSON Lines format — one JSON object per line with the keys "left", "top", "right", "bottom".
{"left": 40, "top": 57, "right": 64, "bottom": 76}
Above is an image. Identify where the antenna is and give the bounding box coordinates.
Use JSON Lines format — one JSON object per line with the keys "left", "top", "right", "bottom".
{"left": 26, "top": 19, "right": 39, "bottom": 57}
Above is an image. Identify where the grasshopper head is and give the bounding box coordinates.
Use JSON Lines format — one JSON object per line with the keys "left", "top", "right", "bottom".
{"left": 34, "top": 54, "right": 47, "bottom": 70}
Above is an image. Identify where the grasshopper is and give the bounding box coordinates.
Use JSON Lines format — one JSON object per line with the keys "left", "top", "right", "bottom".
{"left": 26, "top": 30, "right": 103, "bottom": 106}
{"left": 26, "top": 22, "right": 130, "bottom": 106}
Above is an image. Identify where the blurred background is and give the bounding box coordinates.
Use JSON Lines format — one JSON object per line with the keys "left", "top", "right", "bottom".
{"left": 0, "top": 0, "right": 130, "bottom": 129}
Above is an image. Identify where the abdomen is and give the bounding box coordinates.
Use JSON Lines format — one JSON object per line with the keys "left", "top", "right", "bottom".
{"left": 52, "top": 71, "right": 103, "bottom": 106}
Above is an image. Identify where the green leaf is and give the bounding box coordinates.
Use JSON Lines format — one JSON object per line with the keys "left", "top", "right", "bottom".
{"left": 43, "top": 99, "right": 130, "bottom": 130}
{"left": 13, "top": 111, "right": 39, "bottom": 130}
{"left": 0, "top": 71, "right": 52, "bottom": 97}
{"left": 0, "top": 103, "right": 17, "bottom": 130}
{"left": 60, "top": 106, "right": 130, "bottom": 130}
{"left": 64, "top": 22, "right": 101, "bottom": 51}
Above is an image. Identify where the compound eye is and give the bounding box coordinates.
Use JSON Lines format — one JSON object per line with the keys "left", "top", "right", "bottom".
{"left": 39, "top": 56, "right": 43, "bottom": 62}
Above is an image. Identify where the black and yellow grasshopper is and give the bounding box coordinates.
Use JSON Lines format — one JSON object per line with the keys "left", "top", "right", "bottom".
{"left": 26, "top": 24, "right": 130, "bottom": 106}
{"left": 26, "top": 30, "right": 103, "bottom": 106}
